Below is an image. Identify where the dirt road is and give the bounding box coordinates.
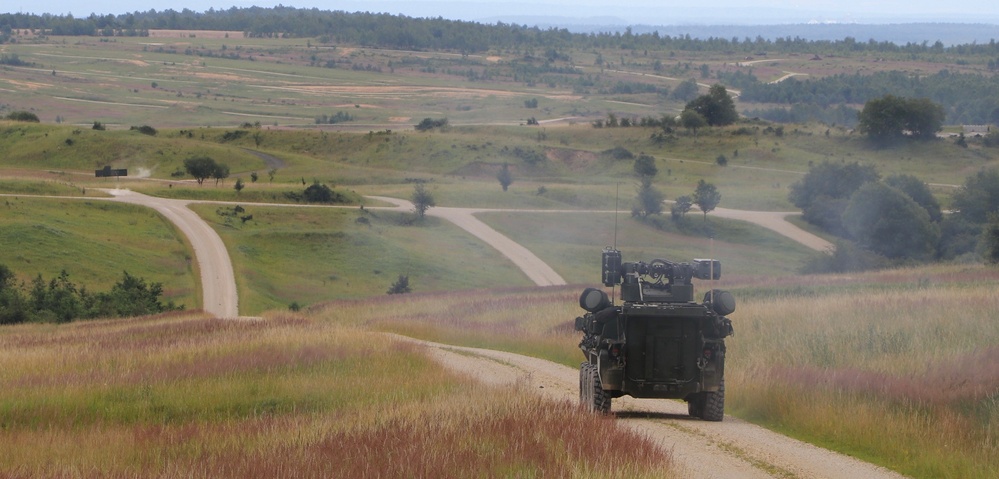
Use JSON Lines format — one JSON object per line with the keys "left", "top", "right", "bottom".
{"left": 412, "top": 338, "right": 909, "bottom": 479}
{"left": 368, "top": 196, "right": 833, "bottom": 287}
{"left": 30, "top": 190, "right": 901, "bottom": 476}
{"left": 105, "top": 189, "right": 239, "bottom": 318}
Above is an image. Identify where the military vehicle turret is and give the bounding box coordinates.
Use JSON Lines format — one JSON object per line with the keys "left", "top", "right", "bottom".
{"left": 574, "top": 247, "right": 735, "bottom": 420}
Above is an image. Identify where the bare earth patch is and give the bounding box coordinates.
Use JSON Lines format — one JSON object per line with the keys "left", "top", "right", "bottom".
{"left": 147, "top": 29, "right": 246, "bottom": 39}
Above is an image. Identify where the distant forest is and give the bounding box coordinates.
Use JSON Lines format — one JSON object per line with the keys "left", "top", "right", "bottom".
{"left": 3, "top": 6, "right": 999, "bottom": 125}
{"left": 4, "top": 6, "right": 999, "bottom": 55}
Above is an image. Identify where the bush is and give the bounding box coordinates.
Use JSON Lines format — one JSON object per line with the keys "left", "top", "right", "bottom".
{"left": 302, "top": 182, "right": 346, "bottom": 203}
{"left": 414, "top": 117, "right": 448, "bottom": 131}
{"left": 131, "top": 125, "right": 157, "bottom": 136}
{"left": 387, "top": 275, "right": 411, "bottom": 294}
{"left": 603, "top": 146, "right": 633, "bottom": 160}
{"left": 842, "top": 182, "right": 939, "bottom": 260}
{"left": 6, "top": 111, "right": 40, "bottom": 122}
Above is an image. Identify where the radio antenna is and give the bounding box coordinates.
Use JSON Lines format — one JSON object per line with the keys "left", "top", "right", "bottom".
{"left": 613, "top": 182, "right": 619, "bottom": 249}
{"left": 611, "top": 182, "right": 620, "bottom": 304}
{"left": 709, "top": 235, "right": 715, "bottom": 304}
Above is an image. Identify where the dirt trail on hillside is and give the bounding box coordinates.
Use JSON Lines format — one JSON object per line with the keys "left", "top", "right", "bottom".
{"left": 367, "top": 196, "right": 833, "bottom": 287}
{"left": 104, "top": 189, "right": 239, "bottom": 318}
{"left": 404, "top": 336, "right": 909, "bottom": 479}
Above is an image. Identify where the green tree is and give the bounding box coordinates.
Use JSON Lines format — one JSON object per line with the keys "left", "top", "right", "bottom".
{"left": 671, "top": 195, "right": 693, "bottom": 221}
{"left": 884, "top": 174, "right": 942, "bottom": 222}
{"left": 789, "top": 161, "right": 880, "bottom": 235}
{"left": 671, "top": 78, "right": 700, "bottom": 102}
{"left": 211, "top": 162, "right": 230, "bottom": 186}
{"left": 90, "top": 271, "right": 177, "bottom": 318}
{"left": 842, "top": 182, "right": 939, "bottom": 260}
{"left": 952, "top": 168, "right": 999, "bottom": 224}
{"left": 183, "top": 156, "right": 218, "bottom": 185}
{"left": 29, "top": 270, "right": 81, "bottom": 323}
{"left": 250, "top": 171, "right": 259, "bottom": 183}
{"left": 497, "top": 162, "right": 513, "bottom": 191}
{"left": 858, "top": 95, "right": 945, "bottom": 142}
{"left": 680, "top": 110, "right": 707, "bottom": 136}
{"left": 634, "top": 178, "right": 665, "bottom": 218}
{"left": 632, "top": 154, "right": 658, "bottom": 179}
{"left": 693, "top": 180, "right": 721, "bottom": 221}
{"left": 683, "top": 84, "right": 738, "bottom": 127}
{"left": 234, "top": 177, "right": 245, "bottom": 195}
{"left": 980, "top": 213, "right": 999, "bottom": 264}
{"left": 411, "top": 183, "right": 435, "bottom": 218}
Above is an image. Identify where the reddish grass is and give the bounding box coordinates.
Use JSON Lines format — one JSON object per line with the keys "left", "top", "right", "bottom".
{"left": 767, "top": 346, "right": 999, "bottom": 408}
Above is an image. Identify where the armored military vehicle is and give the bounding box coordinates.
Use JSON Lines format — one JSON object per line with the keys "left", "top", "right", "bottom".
{"left": 574, "top": 248, "right": 735, "bottom": 420}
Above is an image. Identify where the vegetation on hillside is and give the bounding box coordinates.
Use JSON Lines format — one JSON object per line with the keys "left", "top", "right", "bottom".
{"left": 0, "top": 265, "right": 182, "bottom": 324}
{"left": 0, "top": 311, "right": 676, "bottom": 477}
{"left": 312, "top": 269, "right": 999, "bottom": 478}
{"left": 4, "top": 6, "right": 999, "bottom": 126}
{"left": 792, "top": 160, "right": 999, "bottom": 270}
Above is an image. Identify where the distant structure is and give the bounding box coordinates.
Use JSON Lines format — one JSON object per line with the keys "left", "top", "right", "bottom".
{"left": 95, "top": 166, "right": 128, "bottom": 178}
{"left": 963, "top": 125, "right": 992, "bottom": 135}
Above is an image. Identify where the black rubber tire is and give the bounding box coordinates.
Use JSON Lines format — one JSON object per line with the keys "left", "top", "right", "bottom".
{"left": 588, "top": 364, "right": 612, "bottom": 414}
{"left": 701, "top": 380, "right": 725, "bottom": 422}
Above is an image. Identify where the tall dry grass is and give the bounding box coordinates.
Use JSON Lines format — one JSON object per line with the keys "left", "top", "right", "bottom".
{"left": 310, "top": 265, "right": 999, "bottom": 478}
{"left": 0, "top": 309, "right": 675, "bottom": 477}
{"left": 728, "top": 266, "right": 999, "bottom": 478}
{"left": 311, "top": 285, "right": 584, "bottom": 366}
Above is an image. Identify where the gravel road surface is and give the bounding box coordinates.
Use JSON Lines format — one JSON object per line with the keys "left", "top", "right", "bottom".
{"left": 409, "top": 337, "right": 909, "bottom": 479}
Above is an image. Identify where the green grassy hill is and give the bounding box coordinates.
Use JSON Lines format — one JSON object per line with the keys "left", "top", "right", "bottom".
{"left": 3, "top": 116, "right": 997, "bottom": 312}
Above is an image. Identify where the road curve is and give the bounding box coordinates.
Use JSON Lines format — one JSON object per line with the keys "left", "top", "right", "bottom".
{"left": 104, "top": 189, "right": 239, "bottom": 318}
{"left": 367, "top": 196, "right": 833, "bottom": 286}
{"left": 367, "top": 196, "right": 567, "bottom": 286}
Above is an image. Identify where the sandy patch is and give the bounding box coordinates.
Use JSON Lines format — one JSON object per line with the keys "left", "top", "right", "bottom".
{"left": 5, "top": 79, "right": 51, "bottom": 90}
{"left": 147, "top": 30, "right": 246, "bottom": 39}
{"left": 546, "top": 148, "right": 599, "bottom": 171}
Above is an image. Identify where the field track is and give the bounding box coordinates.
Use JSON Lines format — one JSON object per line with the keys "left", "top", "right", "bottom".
{"left": 408, "top": 336, "right": 910, "bottom": 479}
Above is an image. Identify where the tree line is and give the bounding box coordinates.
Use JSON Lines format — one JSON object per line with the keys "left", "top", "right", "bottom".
{"left": 0, "top": 266, "right": 183, "bottom": 324}
{"left": 4, "top": 7, "right": 999, "bottom": 57}
{"left": 790, "top": 162, "right": 999, "bottom": 272}
{"left": 736, "top": 69, "right": 999, "bottom": 126}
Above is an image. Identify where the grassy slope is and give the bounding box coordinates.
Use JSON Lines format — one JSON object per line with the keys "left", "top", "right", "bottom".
{"left": 187, "top": 204, "right": 530, "bottom": 315}
{"left": 312, "top": 264, "right": 999, "bottom": 478}
{"left": 0, "top": 197, "right": 197, "bottom": 307}
{"left": 2, "top": 118, "right": 995, "bottom": 312}
{"left": 3, "top": 33, "right": 999, "bottom": 477}
{"left": 0, "top": 311, "right": 676, "bottom": 477}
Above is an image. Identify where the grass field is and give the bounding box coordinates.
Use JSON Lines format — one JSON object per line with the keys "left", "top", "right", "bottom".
{"left": 0, "top": 311, "right": 676, "bottom": 478}
{"left": 186, "top": 203, "right": 532, "bottom": 314}
{"left": 0, "top": 197, "right": 197, "bottom": 307}
{"left": 308, "top": 263, "right": 999, "bottom": 478}
{"left": 3, "top": 29, "right": 999, "bottom": 477}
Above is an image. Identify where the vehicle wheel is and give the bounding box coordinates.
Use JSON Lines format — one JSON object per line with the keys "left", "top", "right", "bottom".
{"left": 687, "top": 393, "right": 704, "bottom": 419}
{"left": 588, "top": 364, "right": 611, "bottom": 414}
{"left": 701, "top": 380, "right": 725, "bottom": 422}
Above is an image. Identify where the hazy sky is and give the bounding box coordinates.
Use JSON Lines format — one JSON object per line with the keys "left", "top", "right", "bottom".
{"left": 7, "top": 0, "right": 999, "bottom": 25}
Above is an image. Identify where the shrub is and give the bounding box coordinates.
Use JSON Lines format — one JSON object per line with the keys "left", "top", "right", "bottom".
{"left": 6, "top": 111, "right": 40, "bottom": 122}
